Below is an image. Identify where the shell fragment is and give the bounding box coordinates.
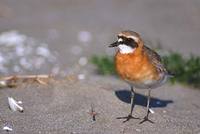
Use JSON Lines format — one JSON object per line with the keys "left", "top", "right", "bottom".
{"left": 8, "top": 97, "right": 23, "bottom": 112}
{"left": 3, "top": 126, "right": 13, "bottom": 132}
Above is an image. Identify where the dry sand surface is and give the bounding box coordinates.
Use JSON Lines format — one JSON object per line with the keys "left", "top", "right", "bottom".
{"left": 0, "top": 76, "right": 200, "bottom": 134}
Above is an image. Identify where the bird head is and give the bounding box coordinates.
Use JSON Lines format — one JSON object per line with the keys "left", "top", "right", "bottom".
{"left": 109, "top": 30, "right": 143, "bottom": 54}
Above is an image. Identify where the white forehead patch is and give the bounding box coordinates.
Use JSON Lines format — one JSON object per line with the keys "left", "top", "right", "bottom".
{"left": 118, "top": 44, "right": 135, "bottom": 54}
{"left": 118, "top": 38, "right": 123, "bottom": 42}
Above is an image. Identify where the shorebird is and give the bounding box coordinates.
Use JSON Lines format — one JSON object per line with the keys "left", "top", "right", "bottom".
{"left": 109, "top": 30, "right": 172, "bottom": 123}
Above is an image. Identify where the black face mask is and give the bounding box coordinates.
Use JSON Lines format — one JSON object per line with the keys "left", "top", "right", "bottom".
{"left": 109, "top": 36, "right": 138, "bottom": 48}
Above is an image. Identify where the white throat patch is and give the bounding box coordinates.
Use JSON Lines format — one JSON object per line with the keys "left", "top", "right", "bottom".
{"left": 118, "top": 44, "right": 135, "bottom": 54}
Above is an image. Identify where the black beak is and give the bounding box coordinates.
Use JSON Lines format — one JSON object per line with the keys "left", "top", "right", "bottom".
{"left": 109, "top": 41, "right": 118, "bottom": 47}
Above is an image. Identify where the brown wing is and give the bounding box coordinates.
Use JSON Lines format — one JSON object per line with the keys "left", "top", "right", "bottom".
{"left": 143, "top": 45, "right": 168, "bottom": 74}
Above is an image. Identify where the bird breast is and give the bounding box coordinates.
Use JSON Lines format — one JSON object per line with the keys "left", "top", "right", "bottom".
{"left": 115, "top": 51, "right": 162, "bottom": 88}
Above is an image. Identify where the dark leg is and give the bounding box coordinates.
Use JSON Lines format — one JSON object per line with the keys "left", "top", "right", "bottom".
{"left": 139, "top": 89, "right": 154, "bottom": 124}
{"left": 117, "top": 86, "right": 139, "bottom": 123}
{"left": 129, "top": 86, "right": 135, "bottom": 116}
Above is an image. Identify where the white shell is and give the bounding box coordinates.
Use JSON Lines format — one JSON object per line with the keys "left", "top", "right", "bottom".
{"left": 3, "top": 126, "right": 13, "bottom": 132}
{"left": 8, "top": 97, "right": 23, "bottom": 112}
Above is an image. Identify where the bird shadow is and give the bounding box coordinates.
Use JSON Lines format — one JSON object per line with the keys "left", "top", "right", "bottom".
{"left": 115, "top": 89, "right": 173, "bottom": 108}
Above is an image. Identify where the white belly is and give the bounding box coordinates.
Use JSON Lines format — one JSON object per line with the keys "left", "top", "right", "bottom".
{"left": 126, "top": 74, "right": 168, "bottom": 89}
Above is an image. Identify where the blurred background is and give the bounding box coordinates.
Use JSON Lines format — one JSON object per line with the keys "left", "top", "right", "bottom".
{"left": 0, "top": 1, "right": 200, "bottom": 133}
{"left": 0, "top": 0, "right": 199, "bottom": 77}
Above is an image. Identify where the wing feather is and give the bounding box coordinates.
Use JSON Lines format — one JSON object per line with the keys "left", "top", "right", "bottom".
{"left": 143, "top": 46, "right": 168, "bottom": 74}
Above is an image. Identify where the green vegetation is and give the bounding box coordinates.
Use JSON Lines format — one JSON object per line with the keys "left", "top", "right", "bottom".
{"left": 91, "top": 52, "right": 200, "bottom": 88}
{"left": 91, "top": 55, "right": 116, "bottom": 75}
{"left": 162, "top": 52, "right": 200, "bottom": 88}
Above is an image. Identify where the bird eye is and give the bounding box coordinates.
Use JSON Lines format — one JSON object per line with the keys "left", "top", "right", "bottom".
{"left": 125, "top": 38, "right": 138, "bottom": 48}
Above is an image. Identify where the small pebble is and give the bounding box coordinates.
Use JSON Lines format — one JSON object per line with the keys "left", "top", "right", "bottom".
{"left": 78, "top": 74, "right": 85, "bottom": 80}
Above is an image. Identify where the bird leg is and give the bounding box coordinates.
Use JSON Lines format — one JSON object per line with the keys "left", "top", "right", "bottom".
{"left": 129, "top": 86, "right": 135, "bottom": 116}
{"left": 139, "top": 89, "right": 154, "bottom": 124}
{"left": 117, "top": 86, "right": 139, "bottom": 123}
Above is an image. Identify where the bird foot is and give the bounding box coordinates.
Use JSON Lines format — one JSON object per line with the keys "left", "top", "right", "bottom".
{"left": 139, "top": 116, "right": 154, "bottom": 124}
{"left": 117, "top": 114, "right": 140, "bottom": 123}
